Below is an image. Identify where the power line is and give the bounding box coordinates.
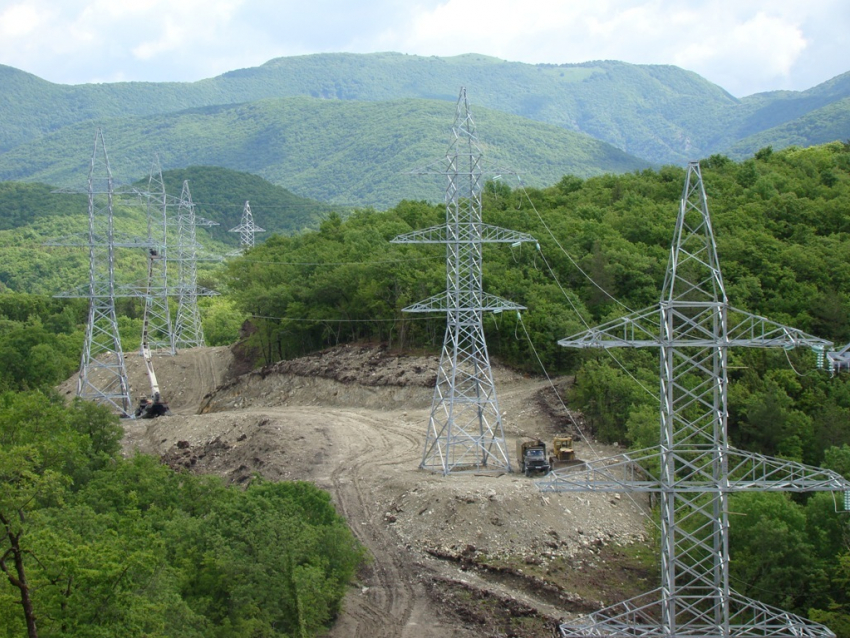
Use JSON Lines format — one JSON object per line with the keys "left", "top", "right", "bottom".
{"left": 249, "top": 314, "right": 437, "bottom": 323}
{"left": 230, "top": 255, "right": 443, "bottom": 266}
{"left": 512, "top": 175, "right": 633, "bottom": 313}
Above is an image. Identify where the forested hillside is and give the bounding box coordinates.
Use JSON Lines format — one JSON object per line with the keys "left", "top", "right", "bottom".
{"left": 0, "top": 167, "right": 330, "bottom": 295}
{"left": 2, "top": 53, "right": 848, "bottom": 172}
{"left": 4, "top": 143, "right": 850, "bottom": 635}
{"left": 151, "top": 166, "right": 332, "bottom": 242}
{"left": 220, "top": 142, "right": 850, "bottom": 632}
{"left": 0, "top": 96, "right": 649, "bottom": 207}
{"left": 728, "top": 97, "right": 850, "bottom": 159}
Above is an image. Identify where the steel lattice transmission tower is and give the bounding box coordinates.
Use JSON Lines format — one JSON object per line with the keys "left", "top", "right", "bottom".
{"left": 140, "top": 156, "right": 175, "bottom": 354}
{"left": 392, "top": 87, "right": 535, "bottom": 475}
{"left": 539, "top": 162, "right": 850, "bottom": 638}
{"left": 229, "top": 200, "right": 264, "bottom": 252}
{"left": 57, "top": 130, "right": 132, "bottom": 414}
{"left": 173, "top": 180, "right": 207, "bottom": 349}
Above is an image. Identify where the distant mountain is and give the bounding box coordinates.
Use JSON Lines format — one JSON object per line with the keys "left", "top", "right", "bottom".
{"left": 726, "top": 97, "right": 850, "bottom": 159}
{"left": 0, "top": 97, "right": 650, "bottom": 208}
{"left": 0, "top": 52, "right": 848, "bottom": 188}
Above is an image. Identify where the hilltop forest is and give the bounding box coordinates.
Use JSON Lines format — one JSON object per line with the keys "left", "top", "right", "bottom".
{"left": 4, "top": 141, "right": 850, "bottom": 634}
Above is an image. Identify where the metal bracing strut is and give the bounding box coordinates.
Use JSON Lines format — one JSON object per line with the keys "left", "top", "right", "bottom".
{"left": 53, "top": 130, "right": 132, "bottom": 415}
{"left": 392, "top": 88, "right": 535, "bottom": 475}
{"left": 539, "top": 162, "right": 850, "bottom": 638}
{"left": 228, "top": 200, "right": 265, "bottom": 252}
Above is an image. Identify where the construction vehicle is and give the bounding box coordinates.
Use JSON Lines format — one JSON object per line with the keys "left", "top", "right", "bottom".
{"left": 549, "top": 435, "right": 582, "bottom": 469}
{"left": 134, "top": 249, "right": 172, "bottom": 419}
{"left": 517, "top": 438, "right": 551, "bottom": 476}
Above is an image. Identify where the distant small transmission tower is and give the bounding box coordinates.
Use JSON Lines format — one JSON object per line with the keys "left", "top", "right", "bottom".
{"left": 540, "top": 162, "right": 850, "bottom": 638}
{"left": 141, "top": 156, "right": 175, "bottom": 354}
{"left": 229, "top": 200, "right": 264, "bottom": 251}
{"left": 392, "top": 88, "right": 535, "bottom": 475}
{"left": 173, "top": 181, "right": 207, "bottom": 349}
{"left": 58, "top": 130, "right": 132, "bottom": 414}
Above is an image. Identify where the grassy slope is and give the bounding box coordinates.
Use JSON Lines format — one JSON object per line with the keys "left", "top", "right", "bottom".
{"left": 0, "top": 97, "right": 650, "bottom": 208}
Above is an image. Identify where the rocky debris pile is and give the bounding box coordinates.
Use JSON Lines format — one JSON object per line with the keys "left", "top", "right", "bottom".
{"left": 426, "top": 575, "right": 563, "bottom": 637}
{"left": 532, "top": 381, "right": 587, "bottom": 439}
{"left": 387, "top": 478, "right": 648, "bottom": 566}
{"left": 199, "top": 344, "right": 442, "bottom": 413}
{"left": 261, "top": 343, "right": 439, "bottom": 387}
{"left": 150, "top": 412, "right": 311, "bottom": 485}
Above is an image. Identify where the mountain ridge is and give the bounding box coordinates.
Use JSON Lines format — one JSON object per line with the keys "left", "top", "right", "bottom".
{"left": 0, "top": 52, "right": 848, "bottom": 198}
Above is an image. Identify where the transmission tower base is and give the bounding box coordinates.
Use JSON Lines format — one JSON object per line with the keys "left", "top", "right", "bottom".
{"left": 560, "top": 589, "right": 834, "bottom": 638}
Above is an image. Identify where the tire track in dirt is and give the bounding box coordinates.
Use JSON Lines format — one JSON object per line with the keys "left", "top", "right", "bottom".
{"left": 116, "top": 346, "right": 648, "bottom": 638}
{"left": 320, "top": 409, "right": 469, "bottom": 638}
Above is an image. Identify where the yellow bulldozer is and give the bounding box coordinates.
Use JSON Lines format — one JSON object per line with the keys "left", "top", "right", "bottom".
{"left": 549, "top": 435, "right": 581, "bottom": 469}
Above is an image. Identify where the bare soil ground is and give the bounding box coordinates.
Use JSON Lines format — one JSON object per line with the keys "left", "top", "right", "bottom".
{"left": 106, "top": 343, "right": 654, "bottom": 637}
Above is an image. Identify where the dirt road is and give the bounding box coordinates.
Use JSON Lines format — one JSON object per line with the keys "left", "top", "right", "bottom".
{"left": 116, "top": 344, "right": 651, "bottom": 637}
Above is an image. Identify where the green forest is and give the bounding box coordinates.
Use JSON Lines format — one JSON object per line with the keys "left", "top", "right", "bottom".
{"left": 0, "top": 391, "right": 364, "bottom": 637}
{"left": 4, "top": 141, "right": 850, "bottom": 635}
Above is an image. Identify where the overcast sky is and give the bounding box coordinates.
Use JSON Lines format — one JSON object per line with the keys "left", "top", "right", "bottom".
{"left": 0, "top": 0, "right": 847, "bottom": 97}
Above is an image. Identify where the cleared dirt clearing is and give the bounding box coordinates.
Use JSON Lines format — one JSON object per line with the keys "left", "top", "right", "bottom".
{"left": 110, "top": 344, "right": 651, "bottom": 637}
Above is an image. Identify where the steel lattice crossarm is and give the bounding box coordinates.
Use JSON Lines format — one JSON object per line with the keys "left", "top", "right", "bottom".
{"left": 406, "top": 153, "right": 515, "bottom": 178}
{"left": 54, "top": 282, "right": 218, "bottom": 299}
{"left": 537, "top": 447, "right": 850, "bottom": 493}
{"left": 392, "top": 223, "right": 535, "bottom": 245}
{"left": 401, "top": 291, "right": 526, "bottom": 313}
{"left": 170, "top": 284, "right": 219, "bottom": 297}
{"left": 559, "top": 588, "right": 834, "bottom": 638}
{"left": 126, "top": 187, "right": 220, "bottom": 228}
{"left": 558, "top": 305, "right": 832, "bottom": 351}
{"left": 55, "top": 282, "right": 154, "bottom": 299}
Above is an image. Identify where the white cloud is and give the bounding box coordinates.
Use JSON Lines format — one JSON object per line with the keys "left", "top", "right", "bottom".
{"left": 132, "top": 18, "right": 185, "bottom": 61}
{"left": 0, "top": 3, "right": 44, "bottom": 37}
{"left": 391, "top": 0, "right": 829, "bottom": 95}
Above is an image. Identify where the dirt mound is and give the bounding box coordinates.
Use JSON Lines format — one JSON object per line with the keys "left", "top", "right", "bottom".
{"left": 116, "top": 344, "right": 652, "bottom": 637}
{"left": 57, "top": 346, "right": 236, "bottom": 414}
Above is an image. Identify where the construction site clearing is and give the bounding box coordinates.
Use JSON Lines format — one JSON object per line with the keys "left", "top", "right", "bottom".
{"left": 61, "top": 343, "right": 652, "bottom": 638}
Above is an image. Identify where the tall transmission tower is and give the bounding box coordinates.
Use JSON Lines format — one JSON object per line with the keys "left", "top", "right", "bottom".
{"left": 55, "top": 130, "right": 132, "bottom": 414}
{"left": 173, "top": 180, "right": 207, "bottom": 349}
{"left": 140, "top": 156, "right": 175, "bottom": 354}
{"left": 229, "top": 200, "right": 264, "bottom": 252}
{"left": 392, "top": 87, "right": 535, "bottom": 475}
{"left": 540, "top": 162, "right": 850, "bottom": 638}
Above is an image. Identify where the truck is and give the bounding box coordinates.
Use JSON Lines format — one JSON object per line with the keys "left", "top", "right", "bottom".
{"left": 516, "top": 438, "right": 551, "bottom": 476}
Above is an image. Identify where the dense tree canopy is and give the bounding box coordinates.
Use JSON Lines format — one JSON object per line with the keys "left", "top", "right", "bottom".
{"left": 0, "top": 391, "right": 364, "bottom": 638}
{"left": 223, "top": 142, "right": 850, "bottom": 633}
{"left": 3, "top": 141, "right": 850, "bottom": 634}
